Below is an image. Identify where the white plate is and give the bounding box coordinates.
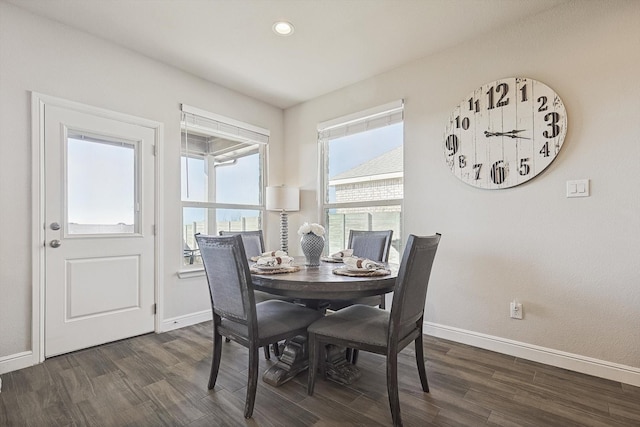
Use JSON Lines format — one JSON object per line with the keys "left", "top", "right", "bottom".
{"left": 254, "top": 264, "right": 291, "bottom": 271}
{"left": 343, "top": 267, "right": 378, "bottom": 273}
{"left": 321, "top": 256, "right": 343, "bottom": 263}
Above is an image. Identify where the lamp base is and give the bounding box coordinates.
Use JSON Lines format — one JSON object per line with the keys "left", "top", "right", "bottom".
{"left": 280, "top": 211, "right": 288, "bottom": 254}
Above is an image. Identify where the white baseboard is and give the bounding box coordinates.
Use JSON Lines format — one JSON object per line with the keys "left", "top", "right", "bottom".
{"left": 160, "top": 309, "right": 212, "bottom": 333}
{"left": 424, "top": 322, "right": 640, "bottom": 388}
{"left": 0, "top": 351, "right": 38, "bottom": 375}
{"left": 1, "top": 311, "right": 214, "bottom": 375}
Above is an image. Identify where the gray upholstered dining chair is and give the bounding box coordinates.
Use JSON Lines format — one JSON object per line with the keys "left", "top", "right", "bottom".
{"left": 196, "top": 234, "right": 323, "bottom": 419}
{"left": 218, "top": 230, "right": 283, "bottom": 359}
{"left": 219, "top": 230, "right": 264, "bottom": 259}
{"left": 329, "top": 229, "right": 394, "bottom": 363}
{"left": 307, "top": 233, "right": 441, "bottom": 427}
{"left": 349, "top": 229, "right": 393, "bottom": 265}
{"left": 329, "top": 229, "right": 393, "bottom": 309}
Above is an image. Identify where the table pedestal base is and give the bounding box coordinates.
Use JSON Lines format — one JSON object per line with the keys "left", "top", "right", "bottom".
{"left": 325, "top": 345, "right": 361, "bottom": 385}
{"left": 262, "top": 336, "right": 308, "bottom": 387}
{"left": 262, "top": 338, "right": 361, "bottom": 386}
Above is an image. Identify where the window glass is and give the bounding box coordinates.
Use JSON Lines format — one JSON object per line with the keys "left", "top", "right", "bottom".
{"left": 182, "top": 207, "right": 262, "bottom": 266}
{"left": 181, "top": 137, "right": 261, "bottom": 205}
{"left": 67, "top": 134, "right": 137, "bottom": 235}
{"left": 321, "top": 108, "right": 403, "bottom": 264}
{"left": 180, "top": 109, "right": 266, "bottom": 268}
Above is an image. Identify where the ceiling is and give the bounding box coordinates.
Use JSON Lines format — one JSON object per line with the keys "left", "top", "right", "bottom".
{"left": 7, "top": 0, "right": 567, "bottom": 109}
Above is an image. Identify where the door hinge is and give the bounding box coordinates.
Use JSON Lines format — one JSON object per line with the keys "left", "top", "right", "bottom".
{"left": 152, "top": 303, "right": 157, "bottom": 315}
{"left": 152, "top": 224, "right": 156, "bottom": 235}
{"left": 152, "top": 145, "right": 156, "bottom": 156}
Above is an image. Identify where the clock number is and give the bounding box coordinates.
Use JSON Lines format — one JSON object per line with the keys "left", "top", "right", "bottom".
{"left": 520, "top": 84, "right": 528, "bottom": 102}
{"left": 539, "top": 142, "right": 550, "bottom": 157}
{"left": 473, "top": 163, "right": 482, "bottom": 180}
{"left": 496, "top": 83, "right": 509, "bottom": 107}
{"left": 455, "top": 116, "right": 470, "bottom": 130}
{"left": 445, "top": 135, "right": 459, "bottom": 156}
{"left": 519, "top": 158, "right": 530, "bottom": 176}
{"left": 487, "top": 83, "right": 509, "bottom": 109}
{"left": 458, "top": 154, "right": 467, "bottom": 168}
{"left": 490, "top": 160, "right": 506, "bottom": 184}
{"left": 537, "top": 96, "right": 548, "bottom": 112}
{"left": 486, "top": 86, "right": 495, "bottom": 110}
{"left": 543, "top": 112, "right": 561, "bottom": 138}
{"left": 468, "top": 97, "right": 479, "bottom": 113}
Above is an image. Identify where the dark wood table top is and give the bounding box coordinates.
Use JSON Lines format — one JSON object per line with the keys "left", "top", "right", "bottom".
{"left": 251, "top": 257, "right": 398, "bottom": 301}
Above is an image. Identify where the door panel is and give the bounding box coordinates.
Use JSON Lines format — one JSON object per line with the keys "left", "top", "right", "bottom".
{"left": 44, "top": 105, "right": 155, "bottom": 357}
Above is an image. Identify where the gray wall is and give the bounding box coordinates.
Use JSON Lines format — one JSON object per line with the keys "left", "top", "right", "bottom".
{"left": 0, "top": 2, "right": 284, "bottom": 360}
{"left": 285, "top": 0, "right": 640, "bottom": 378}
{"left": 1, "top": 0, "right": 638, "bottom": 385}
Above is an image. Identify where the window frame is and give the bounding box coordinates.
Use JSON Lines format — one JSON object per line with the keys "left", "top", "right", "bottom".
{"left": 179, "top": 105, "right": 268, "bottom": 273}
{"left": 318, "top": 101, "right": 404, "bottom": 258}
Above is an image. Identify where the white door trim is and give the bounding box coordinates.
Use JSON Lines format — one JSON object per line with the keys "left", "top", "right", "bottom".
{"left": 31, "top": 92, "right": 164, "bottom": 364}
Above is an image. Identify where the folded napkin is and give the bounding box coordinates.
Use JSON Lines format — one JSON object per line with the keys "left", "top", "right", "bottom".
{"left": 330, "top": 249, "right": 354, "bottom": 259}
{"left": 343, "top": 256, "right": 384, "bottom": 270}
{"left": 256, "top": 255, "right": 294, "bottom": 267}
{"left": 261, "top": 250, "right": 288, "bottom": 257}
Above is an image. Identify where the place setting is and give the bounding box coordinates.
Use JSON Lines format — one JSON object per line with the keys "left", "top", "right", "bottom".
{"left": 332, "top": 254, "right": 391, "bottom": 277}
{"left": 320, "top": 248, "right": 353, "bottom": 263}
{"left": 250, "top": 250, "right": 300, "bottom": 274}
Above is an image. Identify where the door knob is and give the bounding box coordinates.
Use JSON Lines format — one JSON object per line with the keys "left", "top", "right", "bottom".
{"left": 50, "top": 222, "right": 61, "bottom": 231}
{"left": 50, "top": 240, "right": 62, "bottom": 248}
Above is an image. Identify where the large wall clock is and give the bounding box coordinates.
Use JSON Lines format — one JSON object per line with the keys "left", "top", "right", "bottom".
{"left": 443, "top": 77, "right": 567, "bottom": 189}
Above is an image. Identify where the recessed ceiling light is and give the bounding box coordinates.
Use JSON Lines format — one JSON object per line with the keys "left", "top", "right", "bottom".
{"left": 272, "top": 21, "right": 294, "bottom": 36}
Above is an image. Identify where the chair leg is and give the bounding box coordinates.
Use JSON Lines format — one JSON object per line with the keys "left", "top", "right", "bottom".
{"left": 319, "top": 342, "right": 327, "bottom": 380}
{"left": 208, "top": 330, "right": 223, "bottom": 390}
{"left": 350, "top": 349, "right": 360, "bottom": 364}
{"left": 415, "top": 333, "right": 429, "bottom": 392}
{"left": 263, "top": 345, "right": 271, "bottom": 360}
{"left": 307, "top": 333, "right": 318, "bottom": 396}
{"left": 379, "top": 294, "right": 386, "bottom": 309}
{"left": 272, "top": 341, "right": 280, "bottom": 357}
{"left": 386, "top": 351, "right": 402, "bottom": 427}
{"left": 244, "top": 346, "right": 259, "bottom": 418}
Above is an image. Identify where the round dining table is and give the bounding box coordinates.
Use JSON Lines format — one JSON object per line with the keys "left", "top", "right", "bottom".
{"left": 252, "top": 257, "right": 398, "bottom": 303}
{"left": 250, "top": 257, "right": 399, "bottom": 386}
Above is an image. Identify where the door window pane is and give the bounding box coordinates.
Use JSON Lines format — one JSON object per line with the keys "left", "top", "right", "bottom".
{"left": 67, "top": 133, "right": 137, "bottom": 235}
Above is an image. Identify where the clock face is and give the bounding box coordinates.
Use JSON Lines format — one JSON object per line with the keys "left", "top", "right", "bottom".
{"left": 444, "top": 77, "right": 567, "bottom": 189}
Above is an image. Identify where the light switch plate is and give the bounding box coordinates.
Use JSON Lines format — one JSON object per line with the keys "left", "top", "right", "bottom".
{"left": 566, "top": 179, "right": 590, "bottom": 198}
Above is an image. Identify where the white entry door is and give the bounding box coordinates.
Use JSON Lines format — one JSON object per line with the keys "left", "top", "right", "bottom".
{"left": 44, "top": 104, "right": 156, "bottom": 357}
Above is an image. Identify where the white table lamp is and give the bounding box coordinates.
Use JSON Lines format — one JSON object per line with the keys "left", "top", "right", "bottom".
{"left": 265, "top": 186, "right": 300, "bottom": 254}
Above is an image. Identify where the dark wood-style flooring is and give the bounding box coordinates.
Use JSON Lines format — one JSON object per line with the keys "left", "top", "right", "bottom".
{"left": 1, "top": 321, "right": 639, "bottom": 426}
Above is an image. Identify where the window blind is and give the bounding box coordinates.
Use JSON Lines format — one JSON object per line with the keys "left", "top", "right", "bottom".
{"left": 317, "top": 100, "right": 404, "bottom": 140}
{"left": 180, "top": 104, "right": 269, "bottom": 145}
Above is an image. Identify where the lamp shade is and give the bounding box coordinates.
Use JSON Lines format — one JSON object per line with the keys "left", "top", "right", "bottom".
{"left": 265, "top": 186, "right": 300, "bottom": 212}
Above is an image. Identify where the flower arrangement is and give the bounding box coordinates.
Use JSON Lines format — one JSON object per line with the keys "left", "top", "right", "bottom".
{"left": 298, "top": 222, "right": 325, "bottom": 237}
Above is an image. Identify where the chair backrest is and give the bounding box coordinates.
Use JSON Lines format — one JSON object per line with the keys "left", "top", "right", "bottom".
{"left": 348, "top": 230, "right": 393, "bottom": 262}
{"left": 219, "top": 230, "right": 265, "bottom": 259}
{"left": 389, "top": 234, "right": 441, "bottom": 343}
{"left": 196, "top": 234, "right": 256, "bottom": 325}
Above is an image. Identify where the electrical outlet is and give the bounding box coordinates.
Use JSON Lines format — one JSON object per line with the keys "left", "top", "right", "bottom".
{"left": 510, "top": 301, "right": 523, "bottom": 319}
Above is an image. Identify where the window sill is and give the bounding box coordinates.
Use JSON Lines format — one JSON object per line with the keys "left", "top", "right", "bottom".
{"left": 177, "top": 267, "right": 205, "bottom": 279}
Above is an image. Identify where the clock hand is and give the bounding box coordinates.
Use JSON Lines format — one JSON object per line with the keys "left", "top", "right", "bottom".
{"left": 484, "top": 130, "right": 530, "bottom": 139}
{"left": 503, "top": 134, "right": 531, "bottom": 139}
